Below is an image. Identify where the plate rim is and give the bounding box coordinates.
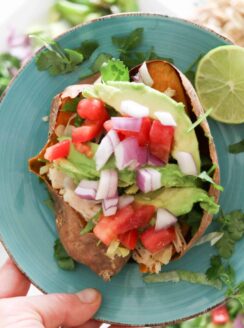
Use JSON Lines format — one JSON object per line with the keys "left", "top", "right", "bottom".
{"left": 0, "top": 12, "right": 232, "bottom": 326}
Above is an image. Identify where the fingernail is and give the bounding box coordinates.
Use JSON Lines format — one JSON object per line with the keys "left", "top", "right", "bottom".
{"left": 76, "top": 288, "right": 99, "bottom": 303}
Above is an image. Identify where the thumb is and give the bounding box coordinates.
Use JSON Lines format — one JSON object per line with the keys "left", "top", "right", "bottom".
{"left": 27, "top": 288, "right": 102, "bottom": 328}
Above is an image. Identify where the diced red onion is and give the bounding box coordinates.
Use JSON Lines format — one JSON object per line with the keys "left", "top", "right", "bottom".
{"left": 120, "top": 100, "right": 149, "bottom": 118}
{"left": 61, "top": 84, "right": 91, "bottom": 99}
{"left": 138, "top": 62, "right": 154, "bottom": 86}
{"left": 95, "top": 130, "right": 120, "bottom": 170}
{"left": 174, "top": 151, "right": 198, "bottom": 176}
{"left": 7, "top": 29, "right": 32, "bottom": 61}
{"left": 75, "top": 180, "right": 98, "bottom": 200}
{"left": 111, "top": 117, "right": 142, "bottom": 132}
{"left": 7, "top": 29, "right": 30, "bottom": 47}
{"left": 155, "top": 112, "right": 177, "bottom": 127}
{"left": 102, "top": 197, "right": 119, "bottom": 216}
{"left": 118, "top": 195, "right": 134, "bottom": 209}
{"left": 155, "top": 209, "right": 177, "bottom": 231}
{"left": 234, "top": 315, "right": 244, "bottom": 328}
{"left": 148, "top": 153, "right": 164, "bottom": 166}
{"left": 115, "top": 137, "right": 148, "bottom": 170}
{"left": 96, "top": 169, "right": 118, "bottom": 200}
{"left": 136, "top": 168, "right": 162, "bottom": 193}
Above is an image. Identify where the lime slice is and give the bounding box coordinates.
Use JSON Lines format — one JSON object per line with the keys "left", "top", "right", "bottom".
{"left": 195, "top": 45, "right": 244, "bottom": 124}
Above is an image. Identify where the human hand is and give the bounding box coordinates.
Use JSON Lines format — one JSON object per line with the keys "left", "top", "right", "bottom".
{"left": 0, "top": 258, "right": 102, "bottom": 328}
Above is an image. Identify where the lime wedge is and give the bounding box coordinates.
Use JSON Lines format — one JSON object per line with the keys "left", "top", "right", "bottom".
{"left": 195, "top": 45, "right": 244, "bottom": 124}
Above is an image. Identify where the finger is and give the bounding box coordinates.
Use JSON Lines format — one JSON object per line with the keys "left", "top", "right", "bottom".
{"left": 110, "top": 326, "right": 144, "bottom": 328}
{"left": 0, "top": 258, "right": 30, "bottom": 298}
{"left": 27, "top": 288, "right": 102, "bottom": 328}
{"left": 71, "top": 319, "right": 102, "bottom": 328}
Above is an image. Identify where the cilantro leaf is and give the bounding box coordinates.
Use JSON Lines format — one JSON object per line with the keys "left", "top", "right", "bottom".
{"left": 74, "top": 114, "right": 84, "bottom": 127}
{"left": 80, "top": 210, "right": 102, "bottom": 235}
{"left": 229, "top": 282, "right": 244, "bottom": 307}
{"left": 182, "top": 206, "right": 202, "bottom": 235}
{"left": 198, "top": 170, "right": 224, "bottom": 191}
{"left": 78, "top": 40, "right": 99, "bottom": 60}
{"left": 91, "top": 52, "right": 112, "bottom": 72}
{"left": 62, "top": 97, "right": 80, "bottom": 112}
{"left": 187, "top": 107, "right": 213, "bottom": 132}
{"left": 100, "top": 58, "right": 129, "bottom": 82}
{"left": 112, "top": 28, "right": 143, "bottom": 53}
{"left": 184, "top": 54, "right": 205, "bottom": 86}
{"left": 33, "top": 35, "right": 84, "bottom": 76}
{"left": 229, "top": 139, "right": 244, "bottom": 154}
{"left": 54, "top": 239, "right": 75, "bottom": 271}
{"left": 206, "top": 255, "right": 235, "bottom": 290}
{"left": 215, "top": 210, "right": 244, "bottom": 259}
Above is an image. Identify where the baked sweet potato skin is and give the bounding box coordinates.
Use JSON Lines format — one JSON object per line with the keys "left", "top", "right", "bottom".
{"left": 46, "top": 182, "right": 129, "bottom": 281}
{"left": 29, "top": 83, "right": 129, "bottom": 281}
{"left": 131, "top": 60, "right": 220, "bottom": 258}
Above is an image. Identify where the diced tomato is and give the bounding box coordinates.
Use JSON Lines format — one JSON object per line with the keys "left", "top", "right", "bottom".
{"left": 118, "top": 118, "right": 151, "bottom": 146}
{"left": 77, "top": 99, "right": 108, "bottom": 121}
{"left": 93, "top": 204, "right": 155, "bottom": 246}
{"left": 112, "top": 205, "right": 135, "bottom": 234}
{"left": 93, "top": 216, "right": 117, "bottom": 246}
{"left": 138, "top": 117, "right": 151, "bottom": 146}
{"left": 72, "top": 119, "right": 103, "bottom": 143}
{"left": 149, "top": 120, "right": 174, "bottom": 163}
{"left": 211, "top": 305, "right": 230, "bottom": 325}
{"left": 119, "top": 229, "right": 138, "bottom": 250}
{"left": 140, "top": 226, "right": 176, "bottom": 253}
{"left": 113, "top": 204, "right": 155, "bottom": 234}
{"left": 44, "top": 140, "right": 70, "bottom": 162}
{"left": 131, "top": 204, "right": 155, "bottom": 229}
{"left": 74, "top": 143, "right": 93, "bottom": 158}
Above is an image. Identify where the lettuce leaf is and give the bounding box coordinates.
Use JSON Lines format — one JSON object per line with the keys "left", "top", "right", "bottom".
{"left": 144, "top": 270, "right": 222, "bottom": 289}
{"left": 56, "top": 143, "right": 136, "bottom": 187}
{"left": 154, "top": 164, "right": 198, "bottom": 188}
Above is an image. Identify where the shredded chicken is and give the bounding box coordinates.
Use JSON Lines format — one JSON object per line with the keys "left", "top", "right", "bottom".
{"left": 48, "top": 167, "right": 67, "bottom": 189}
{"left": 63, "top": 189, "right": 100, "bottom": 221}
{"left": 48, "top": 167, "right": 100, "bottom": 221}
{"left": 133, "top": 223, "right": 187, "bottom": 273}
{"left": 195, "top": 0, "right": 244, "bottom": 46}
{"left": 133, "top": 243, "right": 173, "bottom": 274}
{"left": 173, "top": 223, "right": 187, "bottom": 253}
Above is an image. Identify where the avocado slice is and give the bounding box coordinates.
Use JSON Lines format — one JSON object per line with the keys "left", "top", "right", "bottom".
{"left": 135, "top": 187, "right": 219, "bottom": 216}
{"left": 84, "top": 82, "right": 201, "bottom": 172}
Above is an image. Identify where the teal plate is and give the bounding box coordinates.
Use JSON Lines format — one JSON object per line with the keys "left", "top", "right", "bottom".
{"left": 0, "top": 13, "right": 244, "bottom": 326}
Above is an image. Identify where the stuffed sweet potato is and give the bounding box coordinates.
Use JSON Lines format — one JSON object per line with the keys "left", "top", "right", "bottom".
{"left": 29, "top": 60, "right": 220, "bottom": 279}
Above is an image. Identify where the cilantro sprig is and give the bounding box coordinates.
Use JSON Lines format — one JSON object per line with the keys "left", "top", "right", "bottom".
{"left": 112, "top": 28, "right": 174, "bottom": 69}
{"left": 215, "top": 210, "right": 244, "bottom": 259}
{"left": 54, "top": 239, "right": 75, "bottom": 270}
{"left": 33, "top": 35, "right": 98, "bottom": 76}
{"left": 229, "top": 139, "right": 244, "bottom": 154}
{"left": 80, "top": 210, "right": 102, "bottom": 235}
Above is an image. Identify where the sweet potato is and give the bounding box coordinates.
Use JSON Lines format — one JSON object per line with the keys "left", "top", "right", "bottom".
{"left": 29, "top": 82, "right": 129, "bottom": 281}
